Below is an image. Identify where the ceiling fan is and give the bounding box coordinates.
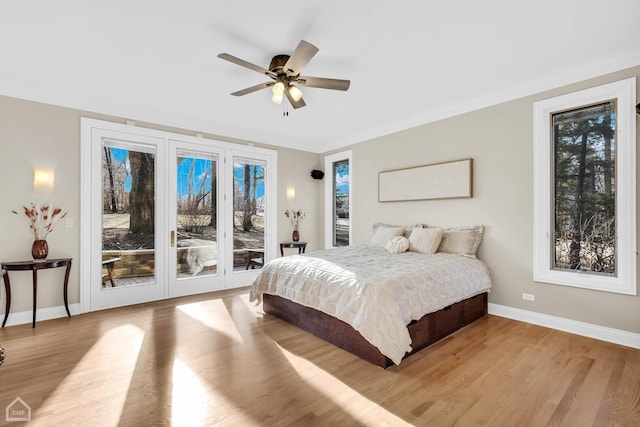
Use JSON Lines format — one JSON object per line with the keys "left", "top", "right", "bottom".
{"left": 217, "top": 40, "right": 350, "bottom": 109}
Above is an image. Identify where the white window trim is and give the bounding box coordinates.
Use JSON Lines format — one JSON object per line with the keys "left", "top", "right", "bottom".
{"left": 80, "top": 118, "right": 278, "bottom": 312}
{"left": 533, "top": 77, "right": 636, "bottom": 295}
{"left": 324, "top": 150, "right": 353, "bottom": 249}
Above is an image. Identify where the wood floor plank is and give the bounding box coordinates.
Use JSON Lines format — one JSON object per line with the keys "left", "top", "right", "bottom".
{"left": 0, "top": 288, "right": 639, "bottom": 426}
{"left": 611, "top": 349, "right": 640, "bottom": 425}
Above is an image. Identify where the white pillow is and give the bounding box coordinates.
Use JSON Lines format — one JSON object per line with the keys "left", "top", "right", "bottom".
{"left": 408, "top": 227, "right": 444, "bottom": 254}
{"left": 385, "top": 236, "right": 410, "bottom": 254}
{"left": 370, "top": 226, "right": 405, "bottom": 247}
{"left": 435, "top": 225, "right": 484, "bottom": 257}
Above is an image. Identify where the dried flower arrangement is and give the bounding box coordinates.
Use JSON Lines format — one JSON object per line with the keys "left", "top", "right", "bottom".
{"left": 284, "top": 209, "right": 305, "bottom": 231}
{"left": 12, "top": 202, "right": 68, "bottom": 241}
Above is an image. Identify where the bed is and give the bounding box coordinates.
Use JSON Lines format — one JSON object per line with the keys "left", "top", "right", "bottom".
{"left": 250, "top": 238, "right": 492, "bottom": 368}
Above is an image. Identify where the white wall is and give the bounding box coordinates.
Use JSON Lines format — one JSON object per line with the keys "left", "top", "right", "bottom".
{"left": 275, "top": 148, "right": 323, "bottom": 251}
{"left": 3, "top": 65, "right": 639, "bottom": 335}
{"left": 338, "top": 66, "right": 640, "bottom": 333}
{"left": 0, "top": 97, "right": 80, "bottom": 314}
{"left": 0, "top": 95, "right": 322, "bottom": 314}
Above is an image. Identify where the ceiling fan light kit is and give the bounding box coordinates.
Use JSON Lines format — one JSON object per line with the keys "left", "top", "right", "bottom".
{"left": 271, "top": 81, "right": 285, "bottom": 104}
{"left": 272, "top": 93, "right": 284, "bottom": 105}
{"left": 289, "top": 85, "right": 303, "bottom": 102}
{"left": 272, "top": 81, "right": 285, "bottom": 96}
{"left": 218, "top": 40, "right": 350, "bottom": 109}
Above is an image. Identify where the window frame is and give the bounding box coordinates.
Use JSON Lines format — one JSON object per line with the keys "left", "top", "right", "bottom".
{"left": 533, "top": 77, "right": 636, "bottom": 295}
{"left": 324, "top": 150, "right": 353, "bottom": 249}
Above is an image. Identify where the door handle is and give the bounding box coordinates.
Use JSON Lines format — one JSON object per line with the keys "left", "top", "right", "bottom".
{"left": 171, "top": 230, "right": 175, "bottom": 247}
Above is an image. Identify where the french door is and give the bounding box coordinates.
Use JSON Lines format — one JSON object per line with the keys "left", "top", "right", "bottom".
{"left": 81, "top": 119, "right": 276, "bottom": 312}
{"left": 167, "top": 140, "right": 225, "bottom": 297}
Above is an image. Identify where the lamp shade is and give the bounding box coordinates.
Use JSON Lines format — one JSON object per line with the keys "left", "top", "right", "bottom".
{"left": 286, "top": 186, "right": 296, "bottom": 200}
{"left": 272, "top": 81, "right": 285, "bottom": 96}
{"left": 289, "top": 85, "right": 303, "bottom": 102}
{"left": 34, "top": 168, "right": 55, "bottom": 193}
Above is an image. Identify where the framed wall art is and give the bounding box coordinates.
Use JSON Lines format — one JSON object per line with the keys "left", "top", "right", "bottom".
{"left": 378, "top": 158, "right": 473, "bottom": 202}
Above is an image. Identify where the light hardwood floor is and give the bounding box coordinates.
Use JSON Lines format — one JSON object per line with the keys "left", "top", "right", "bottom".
{"left": 0, "top": 288, "right": 638, "bottom": 426}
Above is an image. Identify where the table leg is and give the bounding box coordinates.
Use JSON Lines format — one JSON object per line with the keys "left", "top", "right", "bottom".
{"left": 2, "top": 273, "right": 11, "bottom": 327}
{"left": 32, "top": 269, "right": 38, "bottom": 328}
{"left": 63, "top": 260, "right": 72, "bottom": 317}
{"left": 280, "top": 245, "right": 284, "bottom": 257}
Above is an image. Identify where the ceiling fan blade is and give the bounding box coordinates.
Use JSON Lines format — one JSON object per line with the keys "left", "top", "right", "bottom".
{"left": 283, "top": 40, "right": 319, "bottom": 76}
{"left": 298, "top": 76, "right": 350, "bottom": 91}
{"left": 230, "top": 82, "right": 274, "bottom": 96}
{"left": 217, "top": 53, "right": 276, "bottom": 78}
{"left": 285, "top": 87, "right": 306, "bottom": 109}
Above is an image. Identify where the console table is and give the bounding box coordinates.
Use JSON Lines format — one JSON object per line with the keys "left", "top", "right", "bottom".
{"left": 279, "top": 242, "right": 307, "bottom": 257}
{"left": 1, "top": 258, "right": 72, "bottom": 328}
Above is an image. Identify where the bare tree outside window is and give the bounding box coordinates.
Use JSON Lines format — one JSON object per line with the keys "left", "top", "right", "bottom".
{"left": 233, "top": 160, "right": 266, "bottom": 270}
{"left": 553, "top": 102, "right": 616, "bottom": 275}
{"left": 101, "top": 145, "right": 156, "bottom": 287}
{"left": 175, "top": 154, "right": 218, "bottom": 277}
{"left": 333, "top": 159, "right": 350, "bottom": 246}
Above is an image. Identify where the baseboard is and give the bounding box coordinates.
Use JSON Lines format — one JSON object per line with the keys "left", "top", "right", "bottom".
{"left": 488, "top": 303, "right": 640, "bottom": 350}
{"left": 1, "top": 304, "right": 81, "bottom": 327}
{"left": 5, "top": 302, "right": 639, "bottom": 350}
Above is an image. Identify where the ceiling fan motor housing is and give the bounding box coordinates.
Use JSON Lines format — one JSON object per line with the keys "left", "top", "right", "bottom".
{"left": 269, "top": 55, "right": 292, "bottom": 75}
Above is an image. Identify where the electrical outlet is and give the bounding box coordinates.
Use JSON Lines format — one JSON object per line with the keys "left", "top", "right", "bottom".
{"left": 522, "top": 292, "right": 535, "bottom": 302}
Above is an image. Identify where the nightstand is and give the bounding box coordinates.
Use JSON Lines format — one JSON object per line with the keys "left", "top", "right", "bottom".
{"left": 280, "top": 242, "right": 307, "bottom": 257}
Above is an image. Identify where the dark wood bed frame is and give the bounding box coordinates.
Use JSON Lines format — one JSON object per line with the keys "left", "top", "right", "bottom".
{"left": 263, "top": 291, "right": 488, "bottom": 368}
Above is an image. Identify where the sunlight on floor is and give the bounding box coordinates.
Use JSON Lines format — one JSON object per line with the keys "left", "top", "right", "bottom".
{"left": 177, "top": 300, "right": 244, "bottom": 344}
{"left": 171, "top": 358, "right": 212, "bottom": 425}
{"left": 237, "top": 291, "right": 263, "bottom": 315}
{"left": 32, "top": 324, "right": 145, "bottom": 426}
{"left": 277, "top": 345, "right": 410, "bottom": 426}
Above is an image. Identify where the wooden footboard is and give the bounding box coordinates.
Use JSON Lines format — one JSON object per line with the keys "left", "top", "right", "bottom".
{"left": 263, "top": 292, "right": 488, "bottom": 368}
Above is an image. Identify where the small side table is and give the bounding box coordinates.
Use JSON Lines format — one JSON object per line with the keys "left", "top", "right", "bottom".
{"left": 1, "top": 258, "right": 72, "bottom": 328}
{"left": 280, "top": 242, "right": 308, "bottom": 257}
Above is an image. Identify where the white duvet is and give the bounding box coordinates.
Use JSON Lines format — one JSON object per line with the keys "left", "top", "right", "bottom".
{"left": 250, "top": 245, "right": 492, "bottom": 365}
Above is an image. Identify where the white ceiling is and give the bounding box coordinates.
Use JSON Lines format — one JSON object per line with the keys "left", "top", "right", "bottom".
{"left": 1, "top": 1, "right": 639, "bottom": 153}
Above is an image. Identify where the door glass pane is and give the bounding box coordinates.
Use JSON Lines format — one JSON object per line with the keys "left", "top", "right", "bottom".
{"left": 102, "top": 142, "right": 156, "bottom": 287}
{"left": 233, "top": 158, "right": 265, "bottom": 271}
{"left": 176, "top": 150, "right": 218, "bottom": 278}
{"left": 333, "top": 159, "right": 350, "bottom": 246}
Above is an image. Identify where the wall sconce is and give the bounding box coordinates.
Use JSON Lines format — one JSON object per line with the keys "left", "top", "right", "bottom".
{"left": 286, "top": 186, "right": 296, "bottom": 201}
{"left": 34, "top": 168, "right": 55, "bottom": 193}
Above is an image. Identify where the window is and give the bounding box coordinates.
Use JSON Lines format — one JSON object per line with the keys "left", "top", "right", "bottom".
{"left": 325, "top": 150, "right": 352, "bottom": 248}
{"left": 533, "top": 78, "right": 636, "bottom": 295}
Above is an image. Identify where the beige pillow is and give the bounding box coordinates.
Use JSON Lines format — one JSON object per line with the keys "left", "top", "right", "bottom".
{"left": 435, "top": 225, "right": 484, "bottom": 257}
{"left": 370, "top": 226, "right": 405, "bottom": 247}
{"left": 372, "top": 222, "right": 422, "bottom": 238}
{"left": 408, "top": 227, "right": 444, "bottom": 254}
